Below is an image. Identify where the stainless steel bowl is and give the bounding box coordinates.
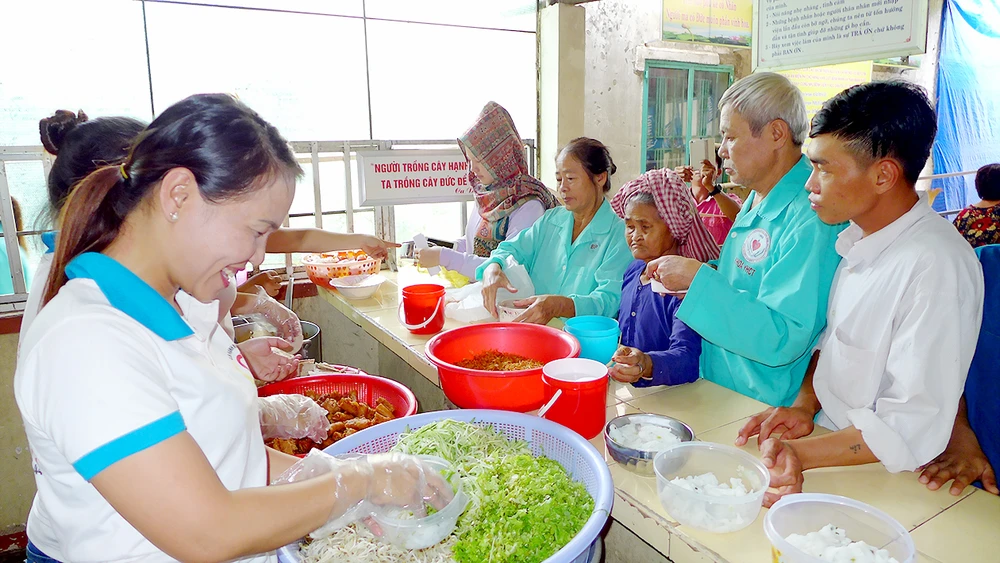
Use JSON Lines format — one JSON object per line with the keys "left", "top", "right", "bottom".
{"left": 605, "top": 413, "right": 695, "bottom": 476}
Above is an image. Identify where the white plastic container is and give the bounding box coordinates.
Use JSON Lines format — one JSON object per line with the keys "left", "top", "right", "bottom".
{"left": 328, "top": 274, "right": 386, "bottom": 300}
{"left": 497, "top": 298, "right": 528, "bottom": 321}
{"left": 764, "top": 493, "right": 915, "bottom": 563}
{"left": 495, "top": 256, "right": 535, "bottom": 305}
{"left": 370, "top": 455, "right": 468, "bottom": 550}
{"left": 653, "top": 442, "right": 769, "bottom": 533}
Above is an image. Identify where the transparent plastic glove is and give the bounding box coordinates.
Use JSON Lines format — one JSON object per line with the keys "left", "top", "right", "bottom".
{"left": 233, "top": 286, "right": 304, "bottom": 353}
{"left": 272, "top": 451, "right": 455, "bottom": 539}
{"left": 238, "top": 337, "right": 299, "bottom": 382}
{"left": 258, "top": 394, "right": 329, "bottom": 442}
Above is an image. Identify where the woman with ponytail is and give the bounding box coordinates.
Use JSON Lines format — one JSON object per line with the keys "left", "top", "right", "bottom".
{"left": 23, "top": 108, "right": 397, "bottom": 381}
{"left": 15, "top": 94, "right": 449, "bottom": 563}
{"left": 20, "top": 111, "right": 147, "bottom": 334}
{"left": 478, "top": 137, "right": 633, "bottom": 325}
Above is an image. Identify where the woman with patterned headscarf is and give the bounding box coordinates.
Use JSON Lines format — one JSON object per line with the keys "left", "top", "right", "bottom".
{"left": 415, "top": 102, "right": 557, "bottom": 278}
{"left": 607, "top": 168, "right": 719, "bottom": 387}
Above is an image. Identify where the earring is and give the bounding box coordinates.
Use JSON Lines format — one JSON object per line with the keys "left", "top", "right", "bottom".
{"left": 169, "top": 211, "right": 179, "bottom": 222}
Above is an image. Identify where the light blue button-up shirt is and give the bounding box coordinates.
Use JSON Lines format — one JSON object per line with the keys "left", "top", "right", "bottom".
{"left": 677, "top": 155, "right": 846, "bottom": 407}
{"left": 476, "top": 199, "right": 633, "bottom": 318}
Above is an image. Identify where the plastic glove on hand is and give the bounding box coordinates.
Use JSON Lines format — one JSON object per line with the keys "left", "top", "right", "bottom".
{"left": 258, "top": 394, "right": 330, "bottom": 442}
{"left": 272, "top": 451, "right": 455, "bottom": 539}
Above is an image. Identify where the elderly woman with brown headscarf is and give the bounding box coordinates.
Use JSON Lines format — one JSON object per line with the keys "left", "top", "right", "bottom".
{"left": 608, "top": 168, "right": 719, "bottom": 387}
{"left": 415, "top": 102, "right": 557, "bottom": 278}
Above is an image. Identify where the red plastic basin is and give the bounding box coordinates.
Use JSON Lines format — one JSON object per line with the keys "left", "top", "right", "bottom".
{"left": 425, "top": 323, "right": 581, "bottom": 412}
{"left": 257, "top": 374, "right": 418, "bottom": 417}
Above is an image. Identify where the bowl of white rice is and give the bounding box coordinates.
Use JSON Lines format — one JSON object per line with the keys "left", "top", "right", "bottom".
{"left": 653, "top": 442, "right": 769, "bottom": 533}
{"left": 604, "top": 414, "right": 695, "bottom": 476}
{"left": 764, "top": 493, "right": 915, "bottom": 563}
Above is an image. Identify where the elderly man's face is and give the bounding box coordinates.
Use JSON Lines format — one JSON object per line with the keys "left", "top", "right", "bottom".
{"left": 718, "top": 104, "right": 775, "bottom": 192}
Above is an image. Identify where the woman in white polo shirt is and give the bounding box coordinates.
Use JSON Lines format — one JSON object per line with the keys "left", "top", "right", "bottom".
{"left": 15, "top": 94, "right": 445, "bottom": 562}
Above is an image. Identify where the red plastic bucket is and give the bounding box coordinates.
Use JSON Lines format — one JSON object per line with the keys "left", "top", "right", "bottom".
{"left": 541, "top": 358, "right": 609, "bottom": 439}
{"left": 399, "top": 283, "right": 446, "bottom": 335}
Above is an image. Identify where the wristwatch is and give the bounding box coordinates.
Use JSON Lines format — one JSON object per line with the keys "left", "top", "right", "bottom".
{"left": 708, "top": 184, "right": 723, "bottom": 197}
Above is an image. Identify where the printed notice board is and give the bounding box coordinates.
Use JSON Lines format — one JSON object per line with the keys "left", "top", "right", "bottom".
{"left": 752, "top": 0, "right": 928, "bottom": 72}
{"left": 356, "top": 150, "right": 474, "bottom": 206}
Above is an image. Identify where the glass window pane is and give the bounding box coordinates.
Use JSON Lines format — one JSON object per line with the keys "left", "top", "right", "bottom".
{"left": 145, "top": 0, "right": 363, "bottom": 17}
{"left": 365, "top": 0, "right": 535, "bottom": 31}
{"left": 692, "top": 71, "right": 730, "bottom": 145}
{"left": 394, "top": 202, "right": 464, "bottom": 244}
{"left": 0, "top": 0, "right": 152, "bottom": 146}
{"left": 367, "top": 21, "right": 536, "bottom": 141}
{"left": 145, "top": 3, "right": 370, "bottom": 141}
{"left": 4, "top": 160, "right": 49, "bottom": 257}
{"left": 645, "top": 67, "right": 690, "bottom": 172}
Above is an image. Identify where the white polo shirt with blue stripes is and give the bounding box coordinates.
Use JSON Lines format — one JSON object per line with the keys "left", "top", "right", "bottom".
{"left": 15, "top": 252, "right": 274, "bottom": 562}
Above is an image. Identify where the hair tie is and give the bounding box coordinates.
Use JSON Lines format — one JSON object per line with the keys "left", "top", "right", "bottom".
{"left": 119, "top": 164, "right": 129, "bottom": 180}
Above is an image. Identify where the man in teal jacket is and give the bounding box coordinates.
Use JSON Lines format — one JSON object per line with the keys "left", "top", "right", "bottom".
{"left": 648, "top": 73, "right": 845, "bottom": 407}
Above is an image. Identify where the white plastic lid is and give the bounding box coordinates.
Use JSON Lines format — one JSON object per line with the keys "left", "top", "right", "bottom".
{"left": 543, "top": 358, "right": 608, "bottom": 382}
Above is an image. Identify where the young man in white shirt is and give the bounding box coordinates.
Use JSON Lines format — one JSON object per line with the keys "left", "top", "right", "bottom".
{"left": 735, "top": 81, "right": 985, "bottom": 506}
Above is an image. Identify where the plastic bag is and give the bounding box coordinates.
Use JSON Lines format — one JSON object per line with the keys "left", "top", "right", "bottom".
{"left": 232, "top": 286, "right": 304, "bottom": 353}
{"left": 272, "top": 451, "right": 455, "bottom": 539}
{"left": 444, "top": 282, "right": 493, "bottom": 323}
{"left": 258, "top": 394, "right": 329, "bottom": 442}
{"left": 495, "top": 256, "right": 535, "bottom": 305}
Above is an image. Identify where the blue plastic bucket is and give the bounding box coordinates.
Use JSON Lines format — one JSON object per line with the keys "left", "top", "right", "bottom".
{"left": 564, "top": 316, "right": 620, "bottom": 364}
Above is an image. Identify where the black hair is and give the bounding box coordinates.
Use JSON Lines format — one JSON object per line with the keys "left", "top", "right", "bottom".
{"left": 810, "top": 81, "right": 936, "bottom": 185}
{"left": 45, "top": 93, "right": 302, "bottom": 305}
{"left": 40, "top": 111, "right": 148, "bottom": 219}
{"left": 560, "top": 137, "right": 617, "bottom": 193}
{"left": 975, "top": 164, "right": 1000, "bottom": 201}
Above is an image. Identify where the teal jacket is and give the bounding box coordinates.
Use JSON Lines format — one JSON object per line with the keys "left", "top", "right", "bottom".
{"left": 476, "top": 199, "right": 633, "bottom": 318}
{"left": 677, "top": 156, "right": 845, "bottom": 407}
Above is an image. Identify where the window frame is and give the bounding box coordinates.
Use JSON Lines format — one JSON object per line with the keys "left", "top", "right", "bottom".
{"left": 640, "top": 60, "right": 734, "bottom": 173}
{"left": 0, "top": 139, "right": 535, "bottom": 310}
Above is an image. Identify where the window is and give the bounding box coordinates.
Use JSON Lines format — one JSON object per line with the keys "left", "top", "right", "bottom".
{"left": 641, "top": 62, "right": 733, "bottom": 172}
{"left": 0, "top": 1, "right": 537, "bottom": 306}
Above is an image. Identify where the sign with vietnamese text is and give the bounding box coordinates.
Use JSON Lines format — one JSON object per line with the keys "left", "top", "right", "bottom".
{"left": 356, "top": 150, "right": 474, "bottom": 206}
{"left": 753, "top": 0, "right": 928, "bottom": 71}
{"left": 663, "top": 0, "right": 753, "bottom": 48}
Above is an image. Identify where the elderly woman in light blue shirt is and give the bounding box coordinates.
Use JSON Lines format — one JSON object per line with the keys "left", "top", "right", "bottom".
{"left": 478, "top": 137, "right": 633, "bottom": 325}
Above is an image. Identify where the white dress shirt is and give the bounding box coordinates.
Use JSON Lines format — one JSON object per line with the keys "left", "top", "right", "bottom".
{"left": 814, "top": 194, "right": 984, "bottom": 473}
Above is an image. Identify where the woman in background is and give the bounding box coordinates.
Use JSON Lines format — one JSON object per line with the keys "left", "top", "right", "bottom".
{"left": 609, "top": 168, "right": 717, "bottom": 387}
{"left": 953, "top": 163, "right": 1000, "bottom": 248}
{"left": 479, "top": 137, "right": 633, "bottom": 324}
{"left": 416, "top": 101, "right": 556, "bottom": 278}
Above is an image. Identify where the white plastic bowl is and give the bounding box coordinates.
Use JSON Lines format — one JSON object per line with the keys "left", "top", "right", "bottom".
{"left": 764, "top": 493, "right": 915, "bottom": 563}
{"left": 653, "top": 442, "right": 769, "bottom": 533}
{"left": 497, "top": 298, "right": 528, "bottom": 321}
{"left": 370, "top": 455, "right": 468, "bottom": 550}
{"left": 328, "top": 274, "right": 386, "bottom": 300}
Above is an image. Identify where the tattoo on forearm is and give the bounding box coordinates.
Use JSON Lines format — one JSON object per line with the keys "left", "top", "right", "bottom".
{"left": 850, "top": 443, "right": 862, "bottom": 454}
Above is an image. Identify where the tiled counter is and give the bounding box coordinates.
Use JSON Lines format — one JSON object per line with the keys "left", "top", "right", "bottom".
{"left": 307, "top": 269, "right": 999, "bottom": 563}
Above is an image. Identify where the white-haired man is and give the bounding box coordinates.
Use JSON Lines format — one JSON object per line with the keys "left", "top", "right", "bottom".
{"left": 648, "top": 72, "right": 845, "bottom": 407}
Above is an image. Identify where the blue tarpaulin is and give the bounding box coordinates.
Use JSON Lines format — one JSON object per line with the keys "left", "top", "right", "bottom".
{"left": 932, "top": 0, "right": 1000, "bottom": 212}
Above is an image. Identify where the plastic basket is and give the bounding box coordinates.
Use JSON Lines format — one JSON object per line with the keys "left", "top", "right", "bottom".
{"left": 276, "top": 409, "right": 613, "bottom": 563}
{"left": 303, "top": 251, "right": 382, "bottom": 286}
{"left": 258, "top": 374, "right": 418, "bottom": 418}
